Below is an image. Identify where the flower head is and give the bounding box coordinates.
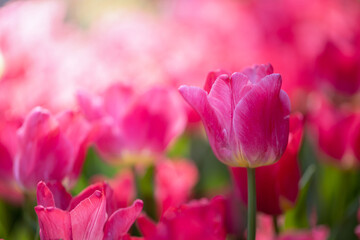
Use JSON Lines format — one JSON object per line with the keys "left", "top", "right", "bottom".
{"left": 179, "top": 64, "right": 290, "bottom": 167}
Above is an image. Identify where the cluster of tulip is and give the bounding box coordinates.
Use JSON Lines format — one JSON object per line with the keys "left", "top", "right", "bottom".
{"left": 0, "top": 0, "right": 360, "bottom": 239}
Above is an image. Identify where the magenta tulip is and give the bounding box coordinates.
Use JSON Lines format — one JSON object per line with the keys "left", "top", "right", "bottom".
{"left": 77, "top": 84, "right": 187, "bottom": 163}
{"left": 14, "top": 107, "right": 93, "bottom": 189}
{"left": 155, "top": 158, "right": 198, "bottom": 215}
{"left": 179, "top": 64, "right": 290, "bottom": 167}
{"left": 231, "top": 113, "right": 303, "bottom": 215}
{"left": 35, "top": 181, "right": 143, "bottom": 240}
{"left": 308, "top": 94, "right": 360, "bottom": 169}
{"left": 137, "top": 196, "right": 227, "bottom": 240}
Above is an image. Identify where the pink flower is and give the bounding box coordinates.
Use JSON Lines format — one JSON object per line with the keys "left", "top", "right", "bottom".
{"left": 155, "top": 158, "right": 198, "bottom": 215}
{"left": 231, "top": 113, "right": 303, "bottom": 215}
{"left": 35, "top": 181, "right": 143, "bottom": 240}
{"left": 14, "top": 107, "right": 93, "bottom": 189}
{"left": 92, "top": 170, "right": 136, "bottom": 209}
{"left": 308, "top": 94, "right": 360, "bottom": 169}
{"left": 137, "top": 196, "right": 227, "bottom": 240}
{"left": 179, "top": 64, "right": 290, "bottom": 167}
{"left": 0, "top": 117, "right": 23, "bottom": 203}
{"left": 77, "top": 84, "right": 187, "bottom": 163}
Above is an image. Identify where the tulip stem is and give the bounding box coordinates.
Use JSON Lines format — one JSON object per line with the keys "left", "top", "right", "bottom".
{"left": 247, "top": 167, "right": 256, "bottom": 240}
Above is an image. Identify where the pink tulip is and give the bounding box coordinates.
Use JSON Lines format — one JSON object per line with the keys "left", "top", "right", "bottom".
{"left": 308, "top": 94, "right": 360, "bottom": 169}
{"left": 155, "top": 158, "right": 198, "bottom": 215}
{"left": 137, "top": 196, "right": 227, "bottom": 240}
{"left": 0, "top": 117, "right": 23, "bottom": 203}
{"left": 35, "top": 181, "right": 143, "bottom": 240}
{"left": 77, "top": 84, "right": 187, "bottom": 163}
{"left": 231, "top": 113, "right": 303, "bottom": 215}
{"left": 179, "top": 64, "right": 290, "bottom": 167}
{"left": 355, "top": 205, "right": 360, "bottom": 239}
{"left": 14, "top": 107, "right": 93, "bottom": 189}
{"left": 91, "top": 170, "right": 136, "bottom": 209}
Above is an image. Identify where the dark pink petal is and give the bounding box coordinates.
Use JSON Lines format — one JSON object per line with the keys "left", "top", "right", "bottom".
{"left": 69, "top": 182, "right": 112, "bottom": 213}
{"left": 179, "top": 86, "right": 231, "bottom": 163}
{"left": 121, "top": 87, "right": 186, "bottom": 153}
{"left": 103, "top": 200, "right": 143, "bottom": 240}
{"left": 233, "top": 74, "right": 290, "bottom": 167}
{"left": 43, "top": 181, "right": 72, "bottom": 210}
{"left": 70, "top": 190, "right": 107, "bottom": 240}
{"left": 35, "top": 206, "right": 72, "bottom": 240}
{"left": 36, "top": 181, "right": 56, "bottom": 208}
{"left": 56, "top": 110, "right": 93, "bottom": 185}
{"left": 204, "top": 70, "right": 230, "bottom": 93}
{"left": 14, "top": 107, "right": 73, "bottom": 189}
{"left": 136, "top": 214, "right": 158, "bottom": 238}
{"left": 155, "top": 159, "right": 198, "bottom": 214}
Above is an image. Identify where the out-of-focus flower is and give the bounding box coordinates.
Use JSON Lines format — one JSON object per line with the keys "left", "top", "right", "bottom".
{"left": 35, "top": 181, "right": 143, "bottom": 240}
{"left": 315, "top": 40, "right": 360, "bottom": 97}
{"left": 155, "top": 158, "right": 198, "bottom": 215}
{"left": 77, "top": 84, "right": 187, "bottom": 163}
{"left": 231, "top": 113, "right": 303, "bottom": 215}
{"left": 256, "top": 214, "right": 329, "bottom": 240}
{"left": 308, "top": 94, "right": 360, "bottom": 169}
{"left": 92, "top": 170, "right": 136, "bottom": 209}
{"left": 137, "top": 196, "right": 227, "bottom": 240}
{"left": 14, "top": 107, "right": 93, "bottom": 190}
{"left": 0, "top": 117, "right": 23, "bottom": 203}
{"left": 179, "top": 64, "right": 290, "bottom": 167}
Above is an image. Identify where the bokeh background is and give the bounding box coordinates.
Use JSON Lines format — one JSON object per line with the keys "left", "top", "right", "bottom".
{"left": 0, "top": 0, "right": 360, "bottom": 239}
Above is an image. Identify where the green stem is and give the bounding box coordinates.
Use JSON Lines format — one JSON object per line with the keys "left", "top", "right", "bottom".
{"left": 247, "top": 168, "right": 256, "bottom": 240}
{"left": 273, "top": 215, "right": 279, "bottom": 236}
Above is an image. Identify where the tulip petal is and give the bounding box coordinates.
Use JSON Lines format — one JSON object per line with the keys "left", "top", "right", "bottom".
{"left": 179, "top": 86, "right": 231, "bottom": 162}
{"left": 242, "top": 64, "right": 274, "bottom": 83}
{"left": 37, "top": 181, "right": 72, "bottom": 210}
{"left": 35, "top": 206, "right": 72, "bottom": 240}
{"left": 208, "top": 76, "right": 232, "bottom": 133}
{"left": 37, "top": 181, "right": 56, "bottom": 208}
{"left": 70, "top": 190, "right": 107, "bottom": 240}
{"left": 233, "top": 74, "right": 290, "bottom": 167}
{"left": 103, "top": 199, "right": 143, "bottom": 240}
{"left": 77, "top": 90, "right": 105, "bottom": 121}
{"left": 204, "top": 70, "right": 229, "bottom": 93}
{"left": 14, "top": 107, "right": 73, "bottom": 189}
{"left": 136, "top": 214, "right": 158, "bottom": 238}
{"left": 229, "top": 72, "right": 253, "bottom": 104}
{"left": 56, "top": 110, "right": 93, "bottom": 185}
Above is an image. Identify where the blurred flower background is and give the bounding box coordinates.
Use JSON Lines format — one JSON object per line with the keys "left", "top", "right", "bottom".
{"left": 0, "top": 0, "right": 359, "bottom": 239}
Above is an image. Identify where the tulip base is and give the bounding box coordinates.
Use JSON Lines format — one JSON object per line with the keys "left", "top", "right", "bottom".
{"left": 247, "top": 167, "right": 256, "bottom": 240}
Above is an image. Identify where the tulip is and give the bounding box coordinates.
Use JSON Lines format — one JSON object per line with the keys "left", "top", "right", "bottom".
{"left": 35, "top": 181, "right": 143, "bottom": 240}
{"left": 308, "top": 94, "right": 360, "bottom": 169}
{"left": 137, "top": 196, "right": 227, "bottom": 240}
{"left": 231, "top": 113, "right": 303, "bottom": 215}
{"left": 77, "top": 84, "right": 187, "bottom": 163}
{"left": 179, "top": 64, "right": 290, "bottom": 168}
{"left": 0, "top": 118, "right": 23, "bottom": 203}
{"left": 154, "top": 158, "right": 198, "bottom": 215}
{"left": 14, "top": 107, "right": 93, "bottom": 190}
{"left": 179, "top": 64, "right": 291, "bottom": 240}
{"left": 91, "top": 170, "right": 136, "bottom": 209}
